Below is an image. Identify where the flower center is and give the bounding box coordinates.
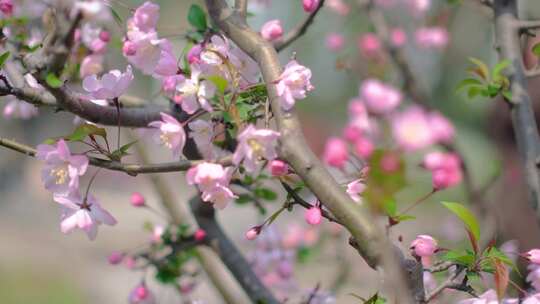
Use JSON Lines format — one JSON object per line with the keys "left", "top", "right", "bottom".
{"left": 51, "top": 166, "right": 68, "bottom": 185}
{"left": 247, "top": 138, "right": 264, "bottom": 157}
{"left": 160, "top": 132, "right": 174, "bottom": 149}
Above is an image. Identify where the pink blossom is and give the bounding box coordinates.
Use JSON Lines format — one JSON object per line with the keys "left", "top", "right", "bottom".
{"left": 305, "top": 206, "right": 322, "bottom": 225}
{"left": 527, "top": 249, "right": 540, "bottom": 265}
{"left": 276, "top": 60, "right": 314, "bottom": 110}
{"left": 54, "top": 191, "right": 117, "bottom": 240}
{"left": 150, "top": 225, "right": 164, "bottom": 243}
{"left": 229, "top": 46, "right": 260, "bottom": 86}
{"left": 303, "top": 0, "right": 319, "bottom": 12}
{"left": 354, "top": 137, "right": 374, "bottom": 159}
{"left": 36, "top": 140, "right": 89, "bottom": 195}
{"left": 148, "top": 112, "right": 186, "bottom": 158}
{"left": 176, "top": 66, "right": 215, "bottom": 114}
{"left": 188, "top": 119, "right": 216, "bottom": 159}
{"left": 162, "top": 75, "right": 185, "bottom": 95}
{"left": 326, "top": 0, "right": 350, "bottom": 15}
{"left": 80, "top": 54, "right": 104, "bottom": 78}
{"left": 390, "top": 28, "right": 407, "bottom": 47}
{"left": 3, "top": 97, "right": 38, "bottom": 119}
{"left": 391, "top": 106, "right": 434, "bottom": 151}
{"left": 187, "top": 44, "right": 203, "bottom": 64}
{"left": 270, "top": 160, "right": 288, "bottom": 176}
{"left": 410, "top": 235, "right": 437, "bottom": 257}
{"left": 246, "top": 227, "right": 261, "bottom": 240}
{"left": 108, "top": 251, "right": 124, "bottom": 265}
{"left": 152, "top": 40, "right": 178, "bottom": 77}
{"left": 129, "top": 282, "right": 156, "bottom": 304}
{"left": 524, "top": 294, "right": 540, "bottom": 304}
{"left": 423, "top": 152, "right": 462, "bottom": 190}
{"left": 527, "top": 264, "right": 540, "bottom": 291}
{"left": 82, "top": 65, "right": 133, "bottom": 99}
{"left": 325, "top": 33, "right": 345, "bottom": 51}
{"left": 409, "top": 0, "right": 431, "bottom": 15}
{"left": 358, "top": 33, "right": 381, "bottom": 57}
{"left": 194, "top": 229, "right": 207, "bottom": 241}
{"left": 261, "top": 20, "right": 283, "bottom": 41}
{"left": 323, "top": 137, "right": 348, "bottom": 169}
{"left": 124, "top": 31, "right": 166, "bottom": 75}
{"left": 360, "top": 79, "right": 402, "bottom": 114}
{"left": 428, "top": 111, "right": 455, "bottom": 144}
{"left": 346, "top": 179, "right": 365, "bottom": 202}
{"left": 232, "top": 125, "right": 280, "bottom": 173}
{"left": 415, "top": 27, "right": 449, "bottom": 49}
{"left": 348, "top": 98, "right": 371, "bottom": 134}
{"left": 122, "top": 40, "right": 137, "bottom": 56}
{"left": 200, "top": 35, "right": 230, "bottom": 66}
{"left": 186, "top": 162, "right": 236, "bottom": 209}
{"left": 131, "top": 2, "right": 159, "bottom": 32}
{"left": 0, "top": 0, "right": 13, "bottom": 16}
{"left": 130, "top": 192, "right": 145, "bottom": 207}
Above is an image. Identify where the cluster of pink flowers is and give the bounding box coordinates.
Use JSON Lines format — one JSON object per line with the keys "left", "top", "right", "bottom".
{"left": 186, "top": 162, "right": 236, "bottom": 209}
{"left": 422, "top": 152, "right": 462, "bottom": 190}
{"left": 360, "top": 79, "right": 402, "bottom": 114}
{"left": 276, "top": 60, "right": 314, "bottom": 110}
{"left": 82, "top": 65, "right": 134, "bottom": 100}
{"left": 232, "top": 125, "right": 280, "bottom": 174}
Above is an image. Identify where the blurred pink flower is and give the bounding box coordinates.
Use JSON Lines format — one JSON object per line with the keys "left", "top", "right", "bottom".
{"left": 360, "top": 79, "right": 402, "bottom": 114}
{"left": 305, "top": 206, "right": 322, "bottom": 225}
{"left": 194, "top": 228, "right": 207, "bottom": 241}
{"left": 80, "top": 54, "right": 104, "bottom": 78}
{"left": 391, "top": 106, "right": 434, "bottom": 151}
{"left": 54, "top": 192, "right": 117, "bottom": 240}
{"left": 428, "top": 111, "right": 455, "bottom": 144}
{"left": 415, "top": 27, "right": 449, "bottom": 49}
{"left": 423, "top": 152, "right": 462, "bottom": 190}
{"left": 261, "top": 19, "right": 283, "bottom": 41}
{"left": 391, "top": 28, "right": 407, "bottom": 47}
{"left": 527, "top": 249, "right": 540, "bottom": 265}
{"left": 233, "top": 125, "right": 280, "bottom": 173}
{"left": 323, "top": 137, "right": 349, "bottom": 169}
{"left": 3, "top": 97, "right": 38, "bottom": 119}
{"left": 108, "top": 251, "right": 124, "bottom": 265}
{"left": 130, "top": 192, "right": 146, "bottom": 207}
{"left": 246, "top": 227, "right": 261, "bottom": 240}
{"left": 409, "top": 0, "right": 431, "bottom": 15}
{"left": 0, "top": 0, "right": 13, "bottom": 16}
{"left": 326, "top": 0, "right": 349, "bottom": 15}
{"left": 129, "top": 282, "right": 156, "bottom": 304}
{"left": 303, "top": 0, "right": 319, "bottom": 12}
{"left": 82, "top": 65, "right": 133, "bottom": 99}
{"left": 325, "top": 33, "right": 345, "bottom": 51}
{"left": 148, "top": 112, "right": 186, "bottom": 158}
{"left": 358, "top": 33, "right": 381, "bottom": 57}
{"left": 276, "top": 60, "right": 314, "bottom": 110}
{"left": 354, "top": 137, "right": 374, "bottom": 159}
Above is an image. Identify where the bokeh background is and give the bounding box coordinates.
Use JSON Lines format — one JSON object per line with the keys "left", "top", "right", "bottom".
{"left": 3, "top": 0, "right": 540, "bottom": 303}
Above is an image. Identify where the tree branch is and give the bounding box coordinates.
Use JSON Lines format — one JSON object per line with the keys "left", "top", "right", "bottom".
{"left": 0, "top": 137, "right": 231, "bottom": 176}
{"left": 234, "top": 0, "right": 248, "bottom": 18}
{"left": 204, "top": 0, "right": 417, "bottom": 302}
{"left": 493, "top": 0, "right": 540, "bottom": 221}
{"left": 273, "top": 0, "right": 326, "bottom": 52}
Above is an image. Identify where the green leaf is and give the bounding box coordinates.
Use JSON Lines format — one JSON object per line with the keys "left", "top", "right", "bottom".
{"left": 441, "top": 250, "right": 476, "bottom": 267}
{"left": 492, "top": 59, "right": 511, "bottom": 80}
{"left": 254, "top": 188, "right": 277, "bottom": 201}
{"left": 45, "top": 72, "right": 63, "bottom": 88}
{"left": 109, "top": 140, "right": 137, "bottom": 161}
{"left": 206, "top": 75, "right": 228, "bottom": 94}
{"left": 187, "top": 4, "right": 207, "bottom": 32}
{"left": 468, "top": 57, "right": 490, "bottom": 81}
{"left": 235, "top": 194, "right": 253, "bottom": 205}
{"left": 109, "top": 6, "right": 123, "bottom": 27}
{"left": 383, "top": 199, "right": 397, "bottom": 217}
{"left": 0, "top": 51, "right": 10, "bottom": 68}
{"left": 394, "top": 214, "right": 416, "bottom": 222}
{"left": 467, "top": 86, "right": 484, "bottom": 99}
{"left": 456, "top": 78, "right": 483, "bottom": 92}
{"left": 502, "top": 90, "right": 512, "bottom": 101}
{"left": 533, "top": 42, "right": 540, "bottom": 57}
{"left": 441, "top": 201, "right": 481, "bottom": 250}
{"left": 66, "top": 123, "right": 107, "bottom": 142}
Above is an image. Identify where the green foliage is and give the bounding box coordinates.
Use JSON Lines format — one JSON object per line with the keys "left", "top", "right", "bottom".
{"left": 187, "top": 4, "right": 208, "bottom": 32}
{"left": 457, "top": 58, "right": 512, "bottom": 100}
{"left": 65, "top": 123, "right": 107, "bottom": 142}
{"left": 253, "top": 188, "right": 277, "bottom": 201}
{"left": 45, "top": 72, "right": 63, "bottom": 88}
{"left": 109, "top": 6, "right": 123, "bottom": 26}
{"left": 441, "top": 201, "right": 481, "bottom": 253}
{"left": 0, "top": 51, "right": 10, "bottom": 69}
{"left": 533, "top": 42, "right": 540, "bottom": 57}
{"left": 364, "top": 150, "right": 407, "bottom": 211}
{"left": 442, "top": 250, "right": 476, "bottom": 268}
{"left": 108, "top": 141, "right": 137, "bottom": 161}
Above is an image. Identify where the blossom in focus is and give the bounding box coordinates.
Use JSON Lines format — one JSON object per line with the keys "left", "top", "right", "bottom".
{"left": 415, "top": 27, "right": 449, "bottom": 49}
{"left": 36, "top": 140, "right": 89, "bottom": 195}
{"left": 82, "top": 65, "right": 133, "bottom": 99}
{"left": 410, "top": 235, "right": 437, "bottom": 257}
{"left": 360, "top": 79, "right": 402, "bottom": 114}
{"left": 261, "top": 20, "right": 283, "bottom": 41}
{"left": 200, "top": 35, "right": 230, "bottom": 66}
{"left": 305, "top": 206, "right": 322, "bottom": 225}
{"left": 276, "top": 60, "right": 314, "bottom": 110}
{"left": 54, "top": 191, "right": 117, "bottom": 240}
{"left": 391, "top": 106, "right": 434, "bottom": 151}
{"left": 176, "top": 66, "right": 216, "bottom": 114}
{"left": 128, "top": 282, "right": 156, "bottom": 304}
{"left": 358, "top": 33, "right": 381, "bottom": 57}
{"left": 323, "top": 137, "right": 348, "bottom": 169}
{"left": 187, "top": 44, "right": 203, "bottom": 64}
{"left": 186, "top": 162, "right": 236, "bottom": 209}
{"left": 346, "top": 179, "right": 365, "bottom": 202}
{"left": 326, "top": 33, "right": 345, "bottom": 51}
{"left": 152, "top": 40, "right": 178, "bottom": 77}
{"left": 303, "top": 0, "right": 319, "bottom": 12}
{"left": 148, "top": 112, "right": 186, "bottom": 158}
{"left": 423, "top": 152, "right": 462, "bottom": 190}
{"left": 124, "top": 32, "right": 167, "bottom": 75}
{"left": 232, "top": 125, "right": 280, "bottom": 173}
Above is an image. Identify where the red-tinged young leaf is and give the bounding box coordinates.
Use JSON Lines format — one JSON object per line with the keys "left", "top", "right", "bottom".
{"left": 466, "top": 229, "right": 480, "bottom": 255}
{"left": 494, "top": 259, "right": 509, "bottom": 300}
{"left": 468, "top": 57, "right": 490, "bottom": 81}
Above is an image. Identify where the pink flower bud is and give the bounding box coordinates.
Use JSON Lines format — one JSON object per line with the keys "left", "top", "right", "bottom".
{"left": 432, "top": 169, "right": 450, "bottom": 190}
{"left": 135, "top": 286, "right": 149, "bottom": 299}
{"left": 428, "top": 111, "right": 455, "bottom": 144}
{"left": 130, "top": 192, "right": 145, "bottom": 207}
{"left": 124, "top": 256, "right": 136, "bottom": 269}
{"left": 194, "top": 228, "right": 207, "bottom": 241}
{"left": 354, "top": 137, "right": 374, "bottom": 159}
{"left": 122, "top": 40, "right": 137, "bottom": 56}
{"left": 0, "top": 0, "right": 13, "bottom": 16}
{"left": 245, "top": 227, "right": 261, "bottom": 240}
{"left": 303, "top": 0, "right": 319, "bottom": 12}
{"left": 305, "top": 206, "right": 322, "bottom": 225}
{"left": 270, "top": 160, "right": 289, "bottom": 176}
{"left": 108, "top": 251, "right": 124, "bottom": 265}
{"left": 358, "top": 33, "right": 381, "bottom": 57}
{"left": 99, "top": 30, "right": 111, "bottom": 42}
{"left": 526, "top": 249, "right": 540, "bottom": 264}
{"left": 410, "top": 235, "right": 437, "bottom": 257}
{"left": 261, "top": 19, "right": 283, "bottom": 41}
{"left": 187, "top": 44, "right": 203, "bottom": 64}
{"left": 323, "top": 137, "right": 349, "bottom": 169}
{"left": 326, "top": 33, "right": 345, "bottom": 51}
{"left": 390, "top": 28, "right": 407, "bottom": 47}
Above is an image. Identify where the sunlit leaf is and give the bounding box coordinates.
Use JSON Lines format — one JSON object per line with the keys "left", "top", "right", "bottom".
{"left": 45, "top": 72, "right": 63, "bottom": 88}
{"left": 0, "top": 51, "right": 10, "bottom": 68}
{"left": 441, "top": 201, "right": 481, "bottom": 253}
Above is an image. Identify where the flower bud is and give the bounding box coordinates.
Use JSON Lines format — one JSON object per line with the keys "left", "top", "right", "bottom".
{"left": 245, "top": 226, "right": 261, "bottom": 240}
{"left": 108, "top": 251, "right": 124, "bottom": 265}
{"left": 270, "top": 160, "right": 288, "bottom": 176}
{"left": 130, "top": 192, "right": 146, "bottom": 207}
{"left": 305, "top": 206, "right": 322, "bottom": 226}
{"left": 525, "top": 249, "right": 540, "bottom": 265}
{"left": 303, "top": 0, "right": 319, "bottom": 12}
{"left": 0, "top": 0, "right": 13, "bottom": 16}
{"left": 323, "top": 137, "right": 349, "bottom": 169}
{"left": 122, "top": 40, "right": 137, "bottom": 56}
{"left": 410, "top": 235, "right": 437, "bottom": 257}
{"left": 194, "top": 228, "right": 207, "bottom": 241}
{"left": 261, "top": 20, "right": 283, "bottom": 41}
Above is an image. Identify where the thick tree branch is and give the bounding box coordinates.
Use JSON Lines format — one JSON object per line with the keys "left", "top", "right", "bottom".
{"left": 190, "top": 196, "right": 280, "bottom": 304}
{"left": 234, "top": 0, "right": 248, "bottom": 18}
{"left": 273, "top": 0, "right": 326, "bottom": 52}
{"left": 0, "top": 137, "right": 231, "bottom": 175}
{"left": 493, "top": 0, "right": 540, "bottom": 220}
{"left": 204, "top": 0, "right": 417, "bottom": 302}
